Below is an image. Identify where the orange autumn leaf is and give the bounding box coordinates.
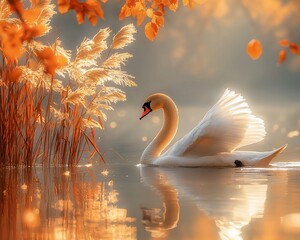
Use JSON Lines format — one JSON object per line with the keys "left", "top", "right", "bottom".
{"left": 145, "top": 22, "right": 158, "bottom": 41}
{"left": 279, "top": 39, "right": 289, "bottom": 47}
{"left": 85, "top": 0, "right": 104, "bottom": 20}
{"left": 151, "top": 0, "right": 159, "bottom": 9}
{"left": 131, "top": 2, "right": 143, "bottom": 17}
{"left": 159, "top": 4, "right": 165, "bottom": 14}
{"left": 183, "top": 0, "right": 193, "bottom": 9}
{"left": 130, "top": 2, "right": 146, "bottom": 26}
{"left": 58, "top": 0, "right": 70, "bottom": 14}
{"left": 289, "top": 43, "right": 300, "bottom": 55}
{"left": 168, "top": 0, "right": 178, "bottom": 12}
{"left": 87, "top": 11, "right": 97, "bottom": 26}
{"left": 119, "top": 5, "right": 131, "bottom": 20}
{"left": 278, "top": 50, "right": 287, "bottom": 65}
{"left": 137, "top": 10, "right": 146, "bottom": 26}
{"left": 76, "top": 11, "right": 85, "bottom": 24}
{"left": 146, "top": 8, "right": 153, "bottom": 18}
{"left": 247, "top": 39, "right": 263, "bottom": 60}
{"left": 56, "top": 0, "right": 201, "bottom": 41}
{"left": 58, "top": 0, "right": 104, "bottom": 25}
{"left": 153, "top": 11, "right": 164, "bottom": 27}
{"left": 115, "top": 0, "right": 198, "bottom": 40}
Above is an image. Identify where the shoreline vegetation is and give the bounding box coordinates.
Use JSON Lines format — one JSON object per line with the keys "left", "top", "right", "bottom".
{"left": 0, "top": 0, "right": 136, "bottom": 166}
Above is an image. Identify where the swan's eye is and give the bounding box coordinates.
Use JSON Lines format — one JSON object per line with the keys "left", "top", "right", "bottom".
{"left": 142, "top": 101, "right": 152, "bottom": 110}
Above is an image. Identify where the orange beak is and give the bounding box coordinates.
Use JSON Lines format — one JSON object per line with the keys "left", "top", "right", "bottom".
{"left": 140, "top": 108, "right": 151, "bottom": 120}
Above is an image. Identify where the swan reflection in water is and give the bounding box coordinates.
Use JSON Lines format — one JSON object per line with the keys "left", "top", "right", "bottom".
{"left": 140, "top": 167, "right": 269, "bottom": 240}
{"left": 141, "top": 168, "right": 180, "bottom": 239}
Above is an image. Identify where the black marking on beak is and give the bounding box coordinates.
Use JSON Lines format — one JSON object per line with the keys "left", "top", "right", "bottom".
{"left": 140, "top": 101, "right": 152, "bottom": 120}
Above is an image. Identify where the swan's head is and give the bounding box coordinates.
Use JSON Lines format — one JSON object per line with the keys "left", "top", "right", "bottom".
{"left": 140, "top": 93, "right": 166, "bottom": 120}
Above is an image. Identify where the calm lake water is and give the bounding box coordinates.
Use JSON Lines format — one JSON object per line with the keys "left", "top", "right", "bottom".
{"left": 1, "top": 159, "right": 300, "bottom": 240}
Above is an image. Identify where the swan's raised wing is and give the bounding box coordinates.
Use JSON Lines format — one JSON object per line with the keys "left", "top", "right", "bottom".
{"left": 164, "top": 89, "right": 266, "bottom": 157}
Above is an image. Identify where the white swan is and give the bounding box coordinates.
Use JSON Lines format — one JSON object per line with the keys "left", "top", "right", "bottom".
{"left": 139, "top": 89, "right": 286, "bottom": 167}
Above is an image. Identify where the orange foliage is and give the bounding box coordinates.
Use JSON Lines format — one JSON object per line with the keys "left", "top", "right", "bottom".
{"left": 2, "top": 0, "right": 201, "bottom": 41}
{"left": 247, "top": 38, "right": 300, "bottom": 65}
{"left": 58, "top": 0, "right": 104, "bottom": 26}
{"left": 55, "top": 0, "right": 201, "bottom": 40}
{"left": 277, "top": 39, "right": 299, "bottom": 65}
{"left": 278, "top": 50, "right": 286, "bottom": 65}
{"left": 279, "top": 39, "right": 289, "bottom": 47}
{"left": 247, "top": 39, "right": 263, "bottom": 60}
{"left": 145, "top": 22, "right": 158, "bottom": 41}
{"left": 183, "top": 0, "right": 194, "bottom": 9}
{"left": 119, "top": 0, "right": 180, "bottom": 40}
{"left": 289, "top": 43, "right": 299, "bottom": 55}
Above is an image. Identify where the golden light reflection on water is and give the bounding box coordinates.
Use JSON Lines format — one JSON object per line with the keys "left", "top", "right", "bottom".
{"left": 142, "top": 136, "right": 148, "bottom": 142}
{"left": 0, "top": 167, "right": 136, "bottom": 240}
{"left": 22, "top": 209, "right": 40, "bottom": 229}
{"left": 288, "top": 130, "right": 300, "bottom": 138}
{"left": 1, "top": 164, "right": 300, "bottom": 239}
{"left": 281, "top": 213, "right": 300, "bottom": 234}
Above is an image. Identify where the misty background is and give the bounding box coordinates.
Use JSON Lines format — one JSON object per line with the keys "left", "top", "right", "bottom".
{"left": 52, "top": 0, "right": 300, "bottom": 163}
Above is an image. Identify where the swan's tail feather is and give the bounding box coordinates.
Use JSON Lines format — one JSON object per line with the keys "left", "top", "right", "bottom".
{"left": 256, "top": 144, "right": 287, "bottom": 167}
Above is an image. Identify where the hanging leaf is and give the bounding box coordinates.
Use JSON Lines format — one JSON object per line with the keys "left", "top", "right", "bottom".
{"left": 168, "top": 0, "right": 178, "bottom": 12}
{"left": 183, "top": 0, "right": 194, "bottom": 9}
{"left": 153, "top": 11, "right": 164, "bottom": 27}
{"left": 247, "top": 39, "right": 263, "bottom": 60}
{"left": 146, "top": 8, "right": 153, "bottom": 18}
{"left": 289, "top": 43, "right": 300, "bottom": 55}
{"left": 279, "top": 39, "right": 289, "bottom": 47}
{"left": 58, "top": 0, "right": 70, "bottom": 14}
{"left": 145, "top": 22, "right": 158, "bottom": 41}
{"left": 137, "top": 10, "right": 146, "bottom": 26}
{"left": 278, "top": 50, "right": 287, "bottom": 65}
{"left": 119, "top": 5, "right": 131, "bottom": 20}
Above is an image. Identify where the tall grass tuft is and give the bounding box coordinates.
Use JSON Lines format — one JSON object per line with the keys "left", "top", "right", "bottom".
{"left": 0, "top": 0, "right": 136, "bottom": 166}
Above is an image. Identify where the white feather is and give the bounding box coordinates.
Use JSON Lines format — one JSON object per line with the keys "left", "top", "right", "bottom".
{"left": 164, "top": 89, "right": 266, "bottom": 157}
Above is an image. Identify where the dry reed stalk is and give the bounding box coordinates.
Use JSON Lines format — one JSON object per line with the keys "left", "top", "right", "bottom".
{"left": 0, "top": 0, "right": 136, "bottom": 166}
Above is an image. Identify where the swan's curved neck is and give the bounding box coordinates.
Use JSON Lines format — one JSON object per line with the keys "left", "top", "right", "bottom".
{"left": 141, "top": 97, "right": 178, "bottom": 164}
